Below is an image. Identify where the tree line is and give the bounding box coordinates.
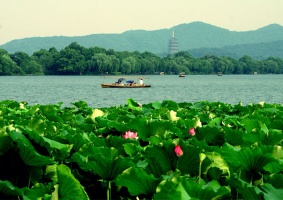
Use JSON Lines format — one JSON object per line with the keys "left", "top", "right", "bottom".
{"left": 1, "top": 42, "right": 283, "bottom": 76}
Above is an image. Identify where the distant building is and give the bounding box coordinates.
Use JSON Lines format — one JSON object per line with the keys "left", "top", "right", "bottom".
{"left": 168, "top": 31, "right": 179, "bottom": 54}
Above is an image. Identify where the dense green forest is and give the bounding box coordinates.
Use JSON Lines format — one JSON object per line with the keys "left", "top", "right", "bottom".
{"left": 1, "top": 42, "right": 283, "bottom": 76}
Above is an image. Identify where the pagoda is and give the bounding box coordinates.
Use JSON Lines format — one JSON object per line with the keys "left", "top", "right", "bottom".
{"left": 168, "top": 31, "right": 179, "bottom": 54}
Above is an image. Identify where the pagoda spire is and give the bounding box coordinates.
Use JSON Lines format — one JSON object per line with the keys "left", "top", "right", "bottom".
{"left": 168, "top": 30, "right": 179, "bottom": 54}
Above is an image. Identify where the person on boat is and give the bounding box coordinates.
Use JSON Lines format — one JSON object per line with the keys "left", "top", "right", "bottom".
{"left": 117, "top": 78, "right": 124, "bottom": 84}
{"left": 139, "top": 78, "right": 143, "bottom": 85}
{"left": 126, "top": 80, "right": 134, "bottom": 86}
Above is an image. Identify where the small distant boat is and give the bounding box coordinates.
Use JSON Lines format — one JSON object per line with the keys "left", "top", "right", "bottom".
{"left": 217, "top": 72, "right": 222, "bottom": 76}
{"left": 179, "top": 73, "right": 185, "bottom": 77}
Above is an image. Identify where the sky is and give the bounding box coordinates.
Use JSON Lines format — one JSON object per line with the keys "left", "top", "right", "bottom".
{"left": 0, "top": 0, "right": 283, "bottom": 45}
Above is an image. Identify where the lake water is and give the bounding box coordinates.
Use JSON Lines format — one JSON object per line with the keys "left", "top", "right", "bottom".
{"left": 0, "top": 75, "right": 282, "bottom": 108}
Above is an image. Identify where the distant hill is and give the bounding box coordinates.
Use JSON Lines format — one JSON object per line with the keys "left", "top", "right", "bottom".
{"left": 1, "top": 21, "right": 283, "bottom": 59}
{"left": 188, "top": 40, "right": 283, "bottom": 60}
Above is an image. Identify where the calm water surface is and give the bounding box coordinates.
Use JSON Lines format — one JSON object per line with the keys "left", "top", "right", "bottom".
{"left": 0, "top": 75, "right": 282, "bottom": 108}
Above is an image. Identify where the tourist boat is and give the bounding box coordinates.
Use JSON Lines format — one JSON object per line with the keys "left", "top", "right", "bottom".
{"left": 179, "top": 73, "right": 185, "bottom": 77}
{"left": 217, "top": 72, "right": 223, "bottom": 76}
{"left": 101, "top": 76, "right": 151, "bottom": 88}
{"left": 101, "top": 83, "right": 151, "bottom": 88}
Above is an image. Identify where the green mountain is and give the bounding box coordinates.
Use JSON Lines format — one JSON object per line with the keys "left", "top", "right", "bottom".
{"left": 188, "top": 40, "right": 283, "bottom": 60}
{"left": 1, "top": 21, "right": 283, "bottom": 59}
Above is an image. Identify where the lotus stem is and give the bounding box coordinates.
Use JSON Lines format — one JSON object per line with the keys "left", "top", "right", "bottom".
{"left": 28, "top": 168, "right": 32, "bottom": 188}
{"left": 107, "top": 181, "right": 111, "bottom": 200}
{"left": 198, "top": 153, "right": 206, "bottom": 184}
{"left": 198, "top": 162, "right": 202, "bottom": 184}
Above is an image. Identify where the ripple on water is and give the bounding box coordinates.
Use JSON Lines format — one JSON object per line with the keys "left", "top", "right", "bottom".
{"left": 0, "top": 75, "right": 282, "bottom": 108}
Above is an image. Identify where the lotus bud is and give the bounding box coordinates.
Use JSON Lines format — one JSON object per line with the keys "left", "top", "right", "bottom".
{"left": 188, "top": 128, "right": 196, "bottom": 136}
{"left": 199, "top": 153, "right": 206, "bottom": 163}
{"left": 174, "top": 145, "right": 183, "bottom": 157}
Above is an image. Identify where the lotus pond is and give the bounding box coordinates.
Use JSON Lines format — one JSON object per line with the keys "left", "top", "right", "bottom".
{"left": 0, "top": 99, "right": 283, "bottom": 199}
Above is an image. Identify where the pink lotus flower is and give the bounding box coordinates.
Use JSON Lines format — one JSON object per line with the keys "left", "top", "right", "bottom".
{"left": 123, "top": 130, "right": 138, "bottom": 140}
{"left": 174, "top": 145, "right": 183, "bottom": 157}
{"left": 188, "top": 128, "right": 195, "bottom": 136}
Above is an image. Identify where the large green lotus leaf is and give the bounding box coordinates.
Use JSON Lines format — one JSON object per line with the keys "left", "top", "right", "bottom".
{"left": 24, "top": 127, "right": 72, "bottom": 160}
{"left": 237, "top": 148, "right": 276, "bottom": 172}
{"left": 145, "top": 157, "right": 164, "bottom": 178}
{"left": 22, "top": 183, "right": 53, "bottom": 200}
{"left": 115, "top": 167, "right": 159, "bottom": 197}
{"left": 150, "top": 101, "right": 162, "bottom": 110}
{"left": 61, "top": 129, "right": 90, "bottom": 152}
{"left": 154, "top": 176, "right": 230, "bottom": 200}
{"left": 230, "top": 175, "right": 263, "bottom": 200}
{"left": 148, "top": 135, "right": 163, "bottom": 145}
{"left": 189, "top": 137, "right": 210, "bottom": 150}
{"left": 243, "top": 129, "right": 283, "bottom": 146}
{"left": 161, "top": 100, "right": 179, "bottom": 111}
{"left": 95, "top": 117, "right": 127, "bottom": 133}
{"left": 240, "top": 119, "right": 259, "bottom": 132}
{"left": 269, "top": 120, "right": 283, "bottom": 130}
{"left": 71, "top": 100, "right": 89, "bottom": 109}
{"left": 24, "top": 104, "right": 40, "bottom": 116}
{"left": 207, "top": 117, "right": 223, "bottom": 127}
{"left": 74, "top": 114, "right": 85, "bottom": 125}
{"left": 261, "top": 184, "right": 283, "bottom": 200}
{"left": 48, "top": 164, "right": 90, "bottom": 200}
{"left": 263, "top": 129, "right": 283, "bottom": 146}
{"left": 220, "top": 143, "right": 243, "bottom": 173}
{"left": 72, "top": 144, "right": 132, "bottom": 180}
{"left": 177, "top": 145, "right": 202, "bottom": 175}
{"left": 38, "top": 104, "right": 63, "bottom": 123}
{"left": 0, "top": 180, "right": 23, "bottom": 197}
{"left": 195, "top": 126, "right": 225, "bottom": 146}
{"left": 9, "top": 130, "right": 55, "bottom": 166}
{"left": 127, "top": 98, "right": 142, "bottom": 111}
{"left": 123, "top": 143, "right": 138, "bottom": 157}
{"left": 145, "top": 141, "right": 177, "bottom": 174}
{"left": 223, "top": 127, "right": 245, "bottom": 146}
{"left": 0, "top": 131, "right": 13, "bottom": 156}
{"left": 204, "top": 151, "right": 230, "bottom": 177}
{"left": 106, "top": 135, "right": 139, "bottom": 155}
{"left": 264, "top": 174, "right": 283, "bottom": 189}
{"left": 28, "top": 166, "right": 44, "bottom": 187}
{"left": 25, "top": 117, "right": 46, "bottom": 134}
{"left": 58, "top": 107, "right": 75, "bottom": 122}
{"left": 222, "top": 115, "right": 241, "bottom": 129}
{"left": 263, "top": 160, "right": 283, "bottom": 174}
{"left": 176, "top": 118, "right": 196, "bottom": 129}
{"left": 89, "top": 133, "right": 107, "bottom": 147}
{"left": 243, "top": 131, "right": 265, "bottom": 146}
{"left": 188, "top": 100, "right": 207, "bottom": 110}
{"left": 222, "top": 146, "right": 276, "bottom": 180}
{"left": 89, "top": 134, "right": 138, "bottom": 156}
{"left": 127, "top": 117, "right": 174, "bottom": 141}
{"left": 259, "top": 122, "right": 269, "bottom": 134}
